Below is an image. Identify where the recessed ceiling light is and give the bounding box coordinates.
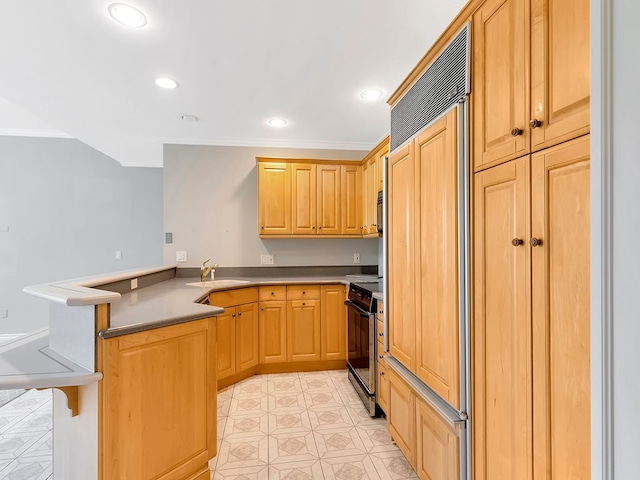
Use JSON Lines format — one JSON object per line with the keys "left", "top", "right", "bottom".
{"left": 267, "top": 118, "right": 288, "bottom": 127}
{"left": 181, "top": 115, "right": 199, "bottom": 122}
{"left": 360, "top": 89, "right": 383, "bottom": 101}
{"left": 155, "top": 77, "right": 178, "bottom": 89}
{"left": 107, "top": 3, "right": 147, "bottom": 28}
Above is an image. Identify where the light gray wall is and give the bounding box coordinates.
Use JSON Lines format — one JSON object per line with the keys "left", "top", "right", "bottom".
{"left": 0, "top": 137, "right": 163, "bottom": 334}
{"left": 610, "top": 0, "right": 640, "bottom": 476}
{"left": 592, "top": 0, "right": 640, "bottom": 477}
{"left": 163, "top": 144, "right": 379, "bottom": 268}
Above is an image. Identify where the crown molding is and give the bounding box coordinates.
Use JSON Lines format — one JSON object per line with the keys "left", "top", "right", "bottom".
{"left": 0, "top": 128, "right": 73, "bottom": 139}
{"left": 160, "top": 136, "right": 374, "bottom": 152}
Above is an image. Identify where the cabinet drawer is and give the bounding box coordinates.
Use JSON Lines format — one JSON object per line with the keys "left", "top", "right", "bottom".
{"left": 377, "top": 300, "right": 384, "bottom": 318}
{"left": 209, "top": 287, "right": 258, "bottom": 308}
{"left": 259, "top": 286, "right": 287, "bottom": 301}
{"left": 287, "top": 285, "right": 320, "bottom": 300}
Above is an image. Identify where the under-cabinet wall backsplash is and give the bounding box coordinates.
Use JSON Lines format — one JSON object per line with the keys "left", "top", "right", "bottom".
{"left": 163, "top": 144, "right": 378, "bottom": 267}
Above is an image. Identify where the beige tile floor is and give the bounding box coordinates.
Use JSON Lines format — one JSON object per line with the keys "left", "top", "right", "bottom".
{"left": 0, "top": 388, "right": 52, "bottom": 480}
{"left": 0, "top": 370, "right": 417, "bottom": 480}
{"left": 211, "top": 370, "right": 417, "bottom": 480}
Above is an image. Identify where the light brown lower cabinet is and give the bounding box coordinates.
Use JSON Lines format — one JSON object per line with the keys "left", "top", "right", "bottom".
{"left": 287, "top": 299, "right": 321, "bottom": 361}
{"left": 415, "top": 397, "right": 460, "bottom": 480}
{"left": 387, "top": 366, "right": 463, "bottom": 480}
{"left": 320, "top": 285, "right": 347, "bottom": 361}
{"left": 377, "top": 359, "right": 389, "bottom": 414}
{"left": 101, "top": 318, "right": 216, "bottom": 480}
{"left": 259, "top": 300, "right": 287, "bottom": 363}
{"left": 210, "top": 288, "right": 259, "bottom": 381}
{"left": 387, "top": 368, "right": 416, "bottom": 468}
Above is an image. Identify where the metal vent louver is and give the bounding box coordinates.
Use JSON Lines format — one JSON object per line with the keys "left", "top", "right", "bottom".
{"left": 390, "top": 23, "right": 470, "bottom": 151}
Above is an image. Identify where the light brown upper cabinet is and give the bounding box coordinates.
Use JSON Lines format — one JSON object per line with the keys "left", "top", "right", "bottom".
{"left": 341, "top": 164, "right": 362, "bottom": 235}
{"left": 360, "top": 137, "right": 388, "bottom": 237}
{"left": 291, "top": 163, "right": 317, "bottom": 235}
{"left": 257, "top": 162, "right": 291, "bottom": 234}
{"left": 473, "top": 135, "right": 590, "bottom": 480}
{"left": 257, "top": 158, "right": 362, "bottom": 238}
{"left": 317, "top": 164, "right": 342, "bottom": 235}
{"left": 473, "top": 0, "right": 589, "bottom": 171}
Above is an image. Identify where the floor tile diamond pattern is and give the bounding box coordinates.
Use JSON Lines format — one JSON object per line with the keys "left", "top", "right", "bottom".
{"left": 213, "top": 370, "right": 417, "bottom": 479}
{"left": 0, "top": 370, "right": 416, "bottom": 479}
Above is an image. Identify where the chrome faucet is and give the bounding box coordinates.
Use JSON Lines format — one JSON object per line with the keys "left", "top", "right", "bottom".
{"left": 200, "top": 259, "right": 213, "bottom": 282}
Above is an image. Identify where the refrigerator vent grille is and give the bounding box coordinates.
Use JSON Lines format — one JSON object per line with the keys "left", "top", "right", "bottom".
{"left": 390, "top": 24, "right": 470, "bottom": 151}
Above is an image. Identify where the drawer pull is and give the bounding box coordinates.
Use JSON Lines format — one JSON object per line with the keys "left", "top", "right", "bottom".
{"left": 511, "top": 127, "right": 523, "bottom": 136}
{"left": 379, "top": 332, "right": 383, "bottom": 337}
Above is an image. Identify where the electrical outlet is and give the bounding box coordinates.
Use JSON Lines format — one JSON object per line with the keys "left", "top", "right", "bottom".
{"left": 176, "top": 251, "right": 187, "bottom": 262}
{"left": 0, "top": 309, "right": 7, "bottom": 319}
{"left": 353, "top": 253, "right": 360, "bottom": 264}
{"left": 261, "top": 254, "right": 274, "bottom": 265}
{"left": 115, "top": 250, "right": 122, "bottom": 260}
{"left": 131, "top": 278, "right": 138, "bottom": 290}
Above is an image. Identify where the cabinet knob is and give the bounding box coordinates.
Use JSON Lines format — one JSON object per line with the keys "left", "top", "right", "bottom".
{"left": 271, "top": 292, "right": 274, "bottom": 295}
{"left": 379, "top": 332, "right": 383, "bottom": 337}
{"left": 371, "top": 224, "right": 377, "bottom": 227}
{"left": 380, "top": 371, "right": 385, "bottom": 376}
{"left": 530, "top": 237, "right": 543, "bottom": 247}
{"left": 512, "top": 238, "right": 524, "bottom": 246}
{"left": 232, "top": 314, "right": 236, "bottom": 317}
{"left": 379, "top": 355, "right": 384, "bottom": 359}
{"left": 302, "top": 291, "right": 306, "bottom": 294}
{"left": 360, "top": 226, "right": 364, "bottom": 230}
{"left": 302, "top": 302, "right": 306, "bottom": 306}
{"left": 261, "top": 308, "right": 264, "bottom": 311}
{"left": 261, "top": 226, "right": 264, "bottom": 229}
{"left": 529, "top": 119, "right": 542, "bottom": 128}
{"left": 510, "top": 128, "right": 523, "bottom": 136}
{"left": 238, "top": 312, "right": 242, "bottom": 316}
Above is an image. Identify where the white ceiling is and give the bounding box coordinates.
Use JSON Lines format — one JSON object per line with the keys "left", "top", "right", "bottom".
{"left": 0, "top": 1, "right": 467, "bottom": 167}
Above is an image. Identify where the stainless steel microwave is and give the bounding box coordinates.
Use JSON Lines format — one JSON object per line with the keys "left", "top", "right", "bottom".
{"left": 376, "top": 190, "right": 383, "bottom": 234}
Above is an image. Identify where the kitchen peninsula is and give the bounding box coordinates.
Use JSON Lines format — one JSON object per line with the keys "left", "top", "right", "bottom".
{"left": 3, "top": 264, "right": 360, "bottom": 480}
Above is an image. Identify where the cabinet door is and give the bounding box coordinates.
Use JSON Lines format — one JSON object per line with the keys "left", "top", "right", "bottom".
{"left": 259, "top": 300, "right": 287, "bottom": 363}
{"left": 377, "top": 359, "right": 389, "bottom": 414}
{"left": 387, "top": 142, "right": 419, "bottom": 370}
{"left": 341, "top": 164, "right": 362, "bottom": 235}
{"left": 415, "top": 107, "right": 461, "bottom": 409}
{"left": 531, "top": 136, "right": 590, "bottom": 480}
{"left": 388, "top": 369, "right": 416, "bottom": 468}
{"left": 377, "top": 143, "right": 388, "bottom": 192}
{"left": 415, "top": 396, "right": 460, "bottom": 480}
{"left": 317, "top": 164, "right": 342, "bottom": 235}
{"left": 258, "top": 162, "right": 291, "bottom": 235}
{"left": 366, "top": 157, "right": 378, "bottom": 234}
{"left": 236, "top": 302, "right": 259, "bottom": 372}
{"left": 473, "top": 157, "right": 532, "bottom": 480}
{"left": 291, "top": 163, "right": 317, "bottom": 234}
{"left": 473, "top": 0, "right": 529, "bottom": 170}
{"left": 103, "top": 320, "right": 216, "bottom": 480}
{"left": 362, "top": 160, "right": 371, "bottom": 234}
{"left": 530, "top": 0, "right": 590, "bottom": 151}
{"left": 320, "top": 285, "right": 347, "bottom": 361}
{"left": 287, "top": 299, "right": 321, "bottom": 362}
{"left": 216, "top": 309, "right": 236, "bottom": 380}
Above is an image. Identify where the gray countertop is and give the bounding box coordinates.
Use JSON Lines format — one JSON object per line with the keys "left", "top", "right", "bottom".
{"left": 101, "top": 275, "right": 353, "bottom": 338}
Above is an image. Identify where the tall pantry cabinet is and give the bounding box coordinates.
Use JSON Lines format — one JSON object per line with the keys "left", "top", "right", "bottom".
{"left": 471, "top": 0, "right": 590, "bottom": 477}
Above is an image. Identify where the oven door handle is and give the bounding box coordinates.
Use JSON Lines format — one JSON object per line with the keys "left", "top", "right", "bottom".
{"left": 344, "top": 300, "right": 371, "bottom": 316}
